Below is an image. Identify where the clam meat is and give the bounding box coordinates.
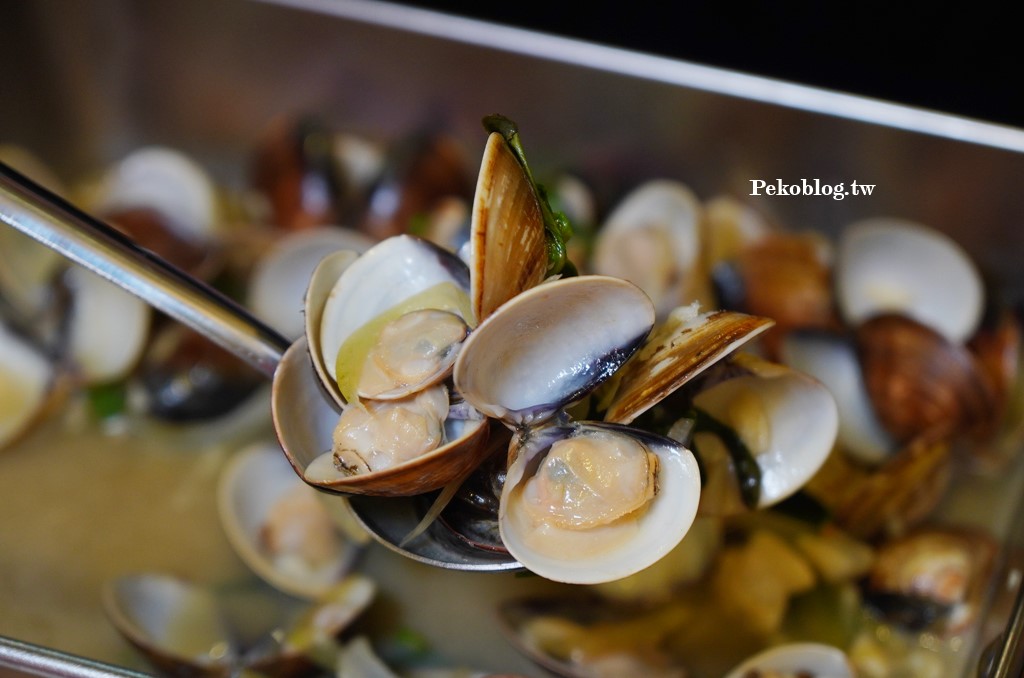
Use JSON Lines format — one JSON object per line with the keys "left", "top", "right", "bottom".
{"left": 454, "top": 275, "right": 703, "bottom": 584}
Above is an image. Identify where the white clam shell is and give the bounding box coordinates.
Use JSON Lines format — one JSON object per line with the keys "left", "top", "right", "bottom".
{"left": 454, "top": 275, "right": 655, "bottom": 426}
{"left": 593, "top": 179, "right": 704, "bottom": 318}
{"left": 500, "top": 423, "right": 701, "bottom": 585}
{"left": 248, "top": 226, "right": 374, "bottom": 341}
{"left": 454, "top": 275, "right": 701, "bottom": 584}
{"left": 692, "top": 355, "right": 839, "bottom": 508}
{"left": 835, "top": 218, "right": 983, "bottom": 343}
{"left": 65, "top": 265, "right": 151, "bottom": 384}
{"left": 724, "top": 642, "right": 855, "bottom": 678}
{"left": 217, "top": 441, "right": 362, "bottom": 599}
{"left": 91, "top": 146, "right": 219, "bottom": 243}
{"left": 0, "top": 320, "right": 54, "bottom": 449}
{"left": 310, "top": 235, "right": 471, "bottom": 407}
{"left": 102, "top": 573, "right": 235, "bottom": 674}
{"left": 781, "top": 331, "right": 894, "bottom": 465}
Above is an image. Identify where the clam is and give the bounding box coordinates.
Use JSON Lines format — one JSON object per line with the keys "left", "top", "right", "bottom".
{"left": 592, "top": 180, "right": 709, "bottom": 319}
{"left": 87, "top": 146, "right": 220, "bottom": 244}
{"left": 835, "top": 218, "right": 984, "bottom": 344}
{"left": 724, "top": 643, "right": 855, "bottom": 678}
{"left": 688, "top": 352, "right": 839, "bottom": 513}
{"left": 247, "top": 226, "right": 375, "bottom": 341}
{"left": 293, "top": 234, "right": 490, "bottom": 496}
{"left": 454, "top": 275, "right": 703, "bottom": 584}
{"left": 280, "top": 122, "right": 553, "bottom": 498}
{"left": 218, "top": 441, "right": 365, "bottom": 599}
{"left": 863, "top": 528, "right": 996, "bottom": 635}
{"left": 780, "top": 330, "right": 895, "bottom": 465}
{"left": 0, "top": 318, "right": 56, "bottom": 450}
{"left": 102, "top": 573, "right": 235, "bottom": 677}
{"left": 306, "top": 234, "right": 473, "bottom": 409}
{"left": 856, "top": 313, "right": 998, "bottom": 443}
{"left": 727, "top": 231, "right": 837, "bottom": 358}
{"left": 103, "top": 572, "right": 376, "bottom": 677}
{"left": 63, "top": 263, "right": 152, "bottom": 385}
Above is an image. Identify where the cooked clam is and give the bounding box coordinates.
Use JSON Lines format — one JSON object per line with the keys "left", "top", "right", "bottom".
{"left": 689, "top": 353, "right": 839, "bottom": 513}
{"left": 63, "top": 264, "right": 151, "bottom": 385}
{"left": 218, "top": 441, "right": 364, "bottom": 599}
{"left": 856, "top": 313, "right": 998, "bottom": 443}
{"left": 592, "top": 180, "right": 709, "bottom": 319}
{"left": 247, "top": 226, "right": 374, "bottom": 341}
{"left": 780, "top": 330, "right": 895, "bottom": 465}
{"left": 306, "top": 234, "right": 473, "bottom": 409}
{"left": 835, "top": 218, "right": 984, "bottom": 344}
{"left": 87, "top": 146, "right": 220, "bottom": 245}
{"left": 454, "top": 275, "right": 702, "bottom": 584}
{"left": 863, "top": 528, "right": 996, "bottom": 635}
{"left": 103, "top": 572, "right": 375, "bottom": 677}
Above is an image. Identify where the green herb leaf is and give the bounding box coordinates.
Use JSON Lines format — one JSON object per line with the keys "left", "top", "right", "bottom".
{"left": 482, "top": 114, "right": 575, "bottom": 277}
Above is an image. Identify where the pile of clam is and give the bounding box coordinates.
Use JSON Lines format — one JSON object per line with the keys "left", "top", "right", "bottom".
{"left": 264, "top": 117, "right": 845, "bottom": 588}
{"left": 484, "top": 174, "right": 1020, "bottom": 674}
{"left": 4, "top": 112, "right": 1022, "bottom": 678}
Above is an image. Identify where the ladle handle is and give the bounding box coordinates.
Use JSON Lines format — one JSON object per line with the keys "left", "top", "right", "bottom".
{"left": 0, "top": 162, "right": 291, "bottom": 378}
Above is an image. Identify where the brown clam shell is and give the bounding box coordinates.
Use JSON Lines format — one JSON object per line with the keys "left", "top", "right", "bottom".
{"left": 856, "top": 313, "right": 999, "bottom": 443}
{"left": 272, "top": 338, "right": 492, "bottom": 497}
{"left": 806, "top": 430, "right": 952, "bottom": 540}
{"left": 604, "top": 309, "right": 774, "bottom": 424}
{"left": 736, "top": 231, "right": 839, "bottom": 358}
{"left": 469, "top": 132, "right": 548, "bottom": 323}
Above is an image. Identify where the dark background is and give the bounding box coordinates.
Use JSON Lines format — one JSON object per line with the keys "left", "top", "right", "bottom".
{"left": 399, "top": 2, "right": 1022, "bottom": 130}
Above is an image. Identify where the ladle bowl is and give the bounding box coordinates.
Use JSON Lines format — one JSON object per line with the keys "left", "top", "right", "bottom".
{"left": 0, "top": 161, "right": 521, "bottom": 574}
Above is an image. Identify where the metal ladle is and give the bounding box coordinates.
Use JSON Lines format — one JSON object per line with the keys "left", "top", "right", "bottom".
{"left": 0, "top": 161, "right": 519, "bottom": 574}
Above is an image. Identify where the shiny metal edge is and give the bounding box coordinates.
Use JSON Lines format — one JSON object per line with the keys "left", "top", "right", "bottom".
{"left": 258, "top": 0, "right": 1024, "bottom": 153}
{"left": 0, "top": 637, "right": 151, "bottom": 678}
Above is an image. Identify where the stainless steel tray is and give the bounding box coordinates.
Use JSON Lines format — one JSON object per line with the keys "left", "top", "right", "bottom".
{"left": 2, "top": 1, "right": 1024, "bottom": 676}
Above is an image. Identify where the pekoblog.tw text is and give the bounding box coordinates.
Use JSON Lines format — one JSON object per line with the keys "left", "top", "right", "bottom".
{"left": 749, "top": 179, "right": 874, "bottom": 200}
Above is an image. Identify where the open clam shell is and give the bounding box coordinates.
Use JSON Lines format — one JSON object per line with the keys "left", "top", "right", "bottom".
{"left": 469, "top": 131, "right": 549, "bottom": 323}
{"left": 64, "top": 264, "right": 151, "bottom": 385}
{"left": 102, "top": 573, "right": 236, "bottom": 677}
{"left": 781, "top": 330, "right": 895, "bottom": 465}
{"left": 835, "top": 218, "right": 984, "bottom": 343}
{"left": 305, "top": 234, "right": 472, "bottom": 409}
{"left": 218, "top": 441, "right": 364, "bottom": 599}
{"left": 500, "top": 421, "right": 701, "bottom": 584}
{"left": 691, "top": 353, "right": 839, "bottom": 511}
{"left": 604, "top": 303, "right": 775, "bottom": 425}
{"left": 455, "top": 275, "right": 656, "bottom": 427}
{"left": 103, "top": 572, "right": 376, "bottom": 677}
{"left": 592, "top": 179, "right": 707, "bottom": 319}
{"left": 88, "top": 146, "right": 220, "bottom": 244}
{"left": 454, "top": 276, "right": 701, "bottom": 583}
{"left": 273, "top": 338, "right": 491, "bottom": 496}
{"left": 724, "top": 642, "right": 855, "bottom": 678}
{"left": 248, "top": 226, "right": 374, "bottom": 341}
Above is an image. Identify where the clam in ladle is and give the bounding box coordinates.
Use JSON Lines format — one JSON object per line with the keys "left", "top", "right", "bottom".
{"left": 0, "top": 160, "right": 520, "bottom": 573}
